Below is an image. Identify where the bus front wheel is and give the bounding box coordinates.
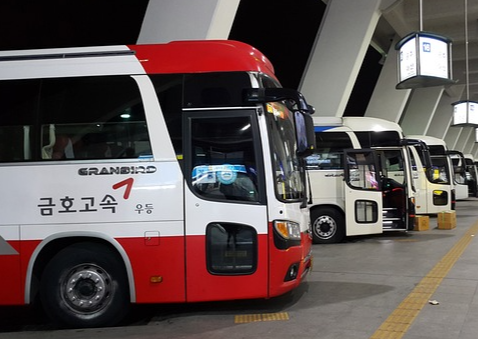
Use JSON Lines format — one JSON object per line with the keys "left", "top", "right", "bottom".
{"left": 40, "top": 242, "right": 130, "bottom": 328}
{"left": 311, "top": 207, "right": 345, "bottom": 244}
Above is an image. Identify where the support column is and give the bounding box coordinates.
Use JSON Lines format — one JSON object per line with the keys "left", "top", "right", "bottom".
{"left": 472, "top": 140, "right": 478, "bottom": 158}
{"left": 445, "top": 127, "right": 463, "bottom": 150}
{"left": 365, "top": 36, "right": 411, "bottom": 123}
{"left": 299, "top": 0, "right": 382, "bottom": 117}
{"left": 453, "top": 127, "right": 474, "bottom": 152}
{"left": 462, "top": 127, "right": 476, "bottom": 154}
{"left": 400, "top": 87, "right": 444, "bottom": 135}
{"left": 137, "top": 0, "right": 240, "bottom": 44}
{"left": 426, "top": 85, "right": 464, "bottom": 149}
{"left": 427, "top": 89, "right": 464, "bottom": 140}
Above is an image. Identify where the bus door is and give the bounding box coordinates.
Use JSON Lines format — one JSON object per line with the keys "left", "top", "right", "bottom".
{"left": 375, "top": 146, "right": 414, "bottom": 230}
{"left": 343, "top": 149, "right": 383, "bottom": 236}
{"left": 183, "top": 109, "right": 269, "bottom": 302}
{"left": 449, "top": 151, "right": 468, "bottom": 200}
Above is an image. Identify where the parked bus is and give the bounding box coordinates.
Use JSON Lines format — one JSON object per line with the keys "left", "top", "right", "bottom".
{"left": 0, "top": 41, "right": 315, "bottom": 328}
{"left": 448, "top": 150, "right": 469, "bottom": 200}
{"left": 463, "top": 153, "right": 478, "bottom": 197}
{"left": 413, "top": 136, "right": 464, "bottom": 203}
{"left": 305, "top": 117, "right": 415, "bottom": 244}
{"left": 407, "top": 135, "right": 454, "bottom": 213}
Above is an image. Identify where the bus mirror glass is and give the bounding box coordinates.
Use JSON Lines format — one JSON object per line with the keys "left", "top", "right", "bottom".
{"left": 295, "top": 111, "right": 316, "bottom": 157}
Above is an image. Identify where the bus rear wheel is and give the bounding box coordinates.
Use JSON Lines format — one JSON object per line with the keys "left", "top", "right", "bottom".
{"left": 311, "top": 207, "right": 345, "bottom": 244}
{"left": 40, "top": 242, "right": 130, "bottom": 328}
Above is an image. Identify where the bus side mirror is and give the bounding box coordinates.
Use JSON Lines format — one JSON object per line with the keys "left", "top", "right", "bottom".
{"left": 295, "top": 111, "right": 316, "bottom": 157}
{"left": 244, "top": 88, "right": 316, "bottom": 157}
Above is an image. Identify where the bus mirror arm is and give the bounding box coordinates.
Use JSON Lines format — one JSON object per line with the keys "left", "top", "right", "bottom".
{"left": 243, "top": 88, "right": 315, "bottom": 115}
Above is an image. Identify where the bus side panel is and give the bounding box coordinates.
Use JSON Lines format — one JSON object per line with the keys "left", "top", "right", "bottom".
{"left": 308, "top": 170, "right": 345, "bottom": 208}
{"left": 2, "top": 162, "right": 184, "bottom": 305}
{"left": 118, "top": 235, "right": 186, "bottom": 303}
{"left": 0, "top": 239, "right": 22, "bottom": 304}
{"left": 185, "top": 234, "right": 269, "bottom": 302}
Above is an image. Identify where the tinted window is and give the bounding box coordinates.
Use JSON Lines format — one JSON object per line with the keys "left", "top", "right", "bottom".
{"left": 189, "top": 113, "right": 261, "bottom": 203}
{"left": 0, "top": 76, "right": 151, "bottom": 162}
{"left": 355, "top": 131, "right": 401, "bottom": 147}
{"left": 306, "top": 132, "right": 353, "bottom": 169}
{"left": 40, "top": 76, "right": 150, "bottom": 161}
{"left": 183, "top": 72, "right": 251, "bottom": 108}
{"left": 0, "top": 79, "right": 40, "bottom": 161}
{"left": 149, "top": 74, "right": 183, "bottom": 155}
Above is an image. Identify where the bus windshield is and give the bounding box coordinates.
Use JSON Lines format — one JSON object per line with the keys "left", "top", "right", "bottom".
{"left": 429, "top": 155, "right": 451, "bottom": 184}
{"left": 265, "top": 102, "right": 305, "bottom": 201}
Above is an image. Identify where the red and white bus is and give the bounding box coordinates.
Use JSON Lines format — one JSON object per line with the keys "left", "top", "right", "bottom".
{"left": 0, "top": 40, "right": 314, "bottom": 328}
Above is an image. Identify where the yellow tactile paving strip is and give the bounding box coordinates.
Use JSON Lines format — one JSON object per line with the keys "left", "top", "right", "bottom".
{"left": 235, "top": 312, "right": 289, "bottom": 324}
{"left": 369, "top": 221, "right": 478, "bottom": 339}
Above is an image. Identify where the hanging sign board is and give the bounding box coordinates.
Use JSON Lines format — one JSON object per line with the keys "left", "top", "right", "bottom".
{"left": 452, "top": 101, "right": 478, "bottom": 126}
{"left": 396, "top": 31, "right": 455, "bottom": 89}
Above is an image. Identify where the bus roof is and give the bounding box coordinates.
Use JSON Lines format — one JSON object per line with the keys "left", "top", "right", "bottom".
{"left": 312, "top": 116, "right": 404, "bottom": 135}
{"left": 131, "top": 40, "right": 276, "bottom": 77}
{"left": 407, "top": 135, "right": 448, "bottom": 148}
{"left": 0, "top": 40, "right": 277, "bottom": 81}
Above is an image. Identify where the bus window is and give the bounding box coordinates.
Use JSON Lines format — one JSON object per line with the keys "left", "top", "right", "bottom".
{"left": 379, "top": 150, "right": 405, "bottom": 186}
{"left": 183, "top": 72, "right": 251, "bottom": 108}
{"left": 150, "top": 74, "right": 183, "bottom": 156}
{"left": 189, "top": 115, "right": 259, "bottom": 203}
{"left": 0, "top": 79, "right": 39, "bottom": 162}
{"left": 306, "top": 131, "right": 353, "bottom": 170}
{"left": 38, "top": 76, "right": 151, "bottom": 161}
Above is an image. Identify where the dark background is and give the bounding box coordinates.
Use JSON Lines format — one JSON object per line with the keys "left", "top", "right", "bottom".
{"left": 0, "top": 0, "right": 382, "bottom": 116}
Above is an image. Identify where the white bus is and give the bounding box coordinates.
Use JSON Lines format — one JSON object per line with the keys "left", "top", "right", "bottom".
{"left": 305, "top": 117, "right": 415, "bottom": 244}
{"left": 412, "top": 136, "right": 464, "bottom": 203}
{"left": 448, "top": 150, "right": 469, "bottom": 200}
{"left": 0, "top": 41, "right": 315, "bottom": 328}
{"left": 463, "top": 153, "right": 478, "bottom": 197}
{"left": 407, "top": 135, "right": 454, "bottom": 213}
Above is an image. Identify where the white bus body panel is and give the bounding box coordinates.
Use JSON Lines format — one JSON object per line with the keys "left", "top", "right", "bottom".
{"left": 1, "top": 161, "right": 183, "bottom": 229}
{"left": 309, "top": 170, "right": 344, "bottom": 210}
{"left": 344, "top": 185, "right": 383, "bottom": 236}
{"left": 408, "top": 145, "right": 451, "bottom": 214}
{"left": 0, "top": 46, "right": 145, "bottom": 80}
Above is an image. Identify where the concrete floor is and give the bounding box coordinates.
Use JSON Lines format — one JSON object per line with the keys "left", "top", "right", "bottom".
{"left": 1, "top": 199, "right": 478, "bottom": 339}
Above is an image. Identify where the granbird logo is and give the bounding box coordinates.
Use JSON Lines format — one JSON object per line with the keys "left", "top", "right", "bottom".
{"left": 78, "top": 166, "right": 157, "bottom": 176}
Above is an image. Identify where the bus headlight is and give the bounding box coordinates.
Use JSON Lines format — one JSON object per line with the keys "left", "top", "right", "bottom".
{"left": 274, "top": 220, "right": 301, "bottom": 240}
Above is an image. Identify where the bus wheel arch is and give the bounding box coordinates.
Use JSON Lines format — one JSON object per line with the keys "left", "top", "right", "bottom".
{"left": 310, "top": 206, "right": 345, "bottom": 244}
{"left": 38, "top": 241, "right": 130, "bottom": 328}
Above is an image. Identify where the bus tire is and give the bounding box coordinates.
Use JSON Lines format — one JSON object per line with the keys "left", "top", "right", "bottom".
{"left": 40, "top": 242, "right": 130, "bottom": 328}
{"left": 311, "top": 207, "right": 345, "bottom": 244}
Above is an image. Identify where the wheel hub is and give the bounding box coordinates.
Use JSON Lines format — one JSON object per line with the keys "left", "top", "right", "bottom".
{"left": 314, "top": 215, "right": 336, "bottom": 239}
{"left": 63, "top": 265, "right": 109, "bottom": 311}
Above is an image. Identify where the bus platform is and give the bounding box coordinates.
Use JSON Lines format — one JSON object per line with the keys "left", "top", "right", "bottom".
{"left": 1, "top": 199, "right": 478, "bottom": 339}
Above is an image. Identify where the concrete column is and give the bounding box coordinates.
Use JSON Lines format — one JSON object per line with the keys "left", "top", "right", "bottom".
{"left": 462, "top": 127, "right": 476, "bottom": 154}
{"left": 445, "top": 127, "right": 463, "bottom": 150}
{"left": 365, "top": 36, "right": 411, "bottom": 123}
{"left": 472, "top": 141, "right": 478, "bottom": 158}
{"left": 137, "top": 0, "right": 240, "bottom": 44}
{"left": 299, "top": 0, "right": 382, "bottom": 117}
{"left": 400, "top": 87, "right": 444, "bottom": 135}
{"left": 453, "top": 127, "right": 473, "bottom": 152}
{"left": 427, "top": 89, "right": 464, "bottom": 140}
